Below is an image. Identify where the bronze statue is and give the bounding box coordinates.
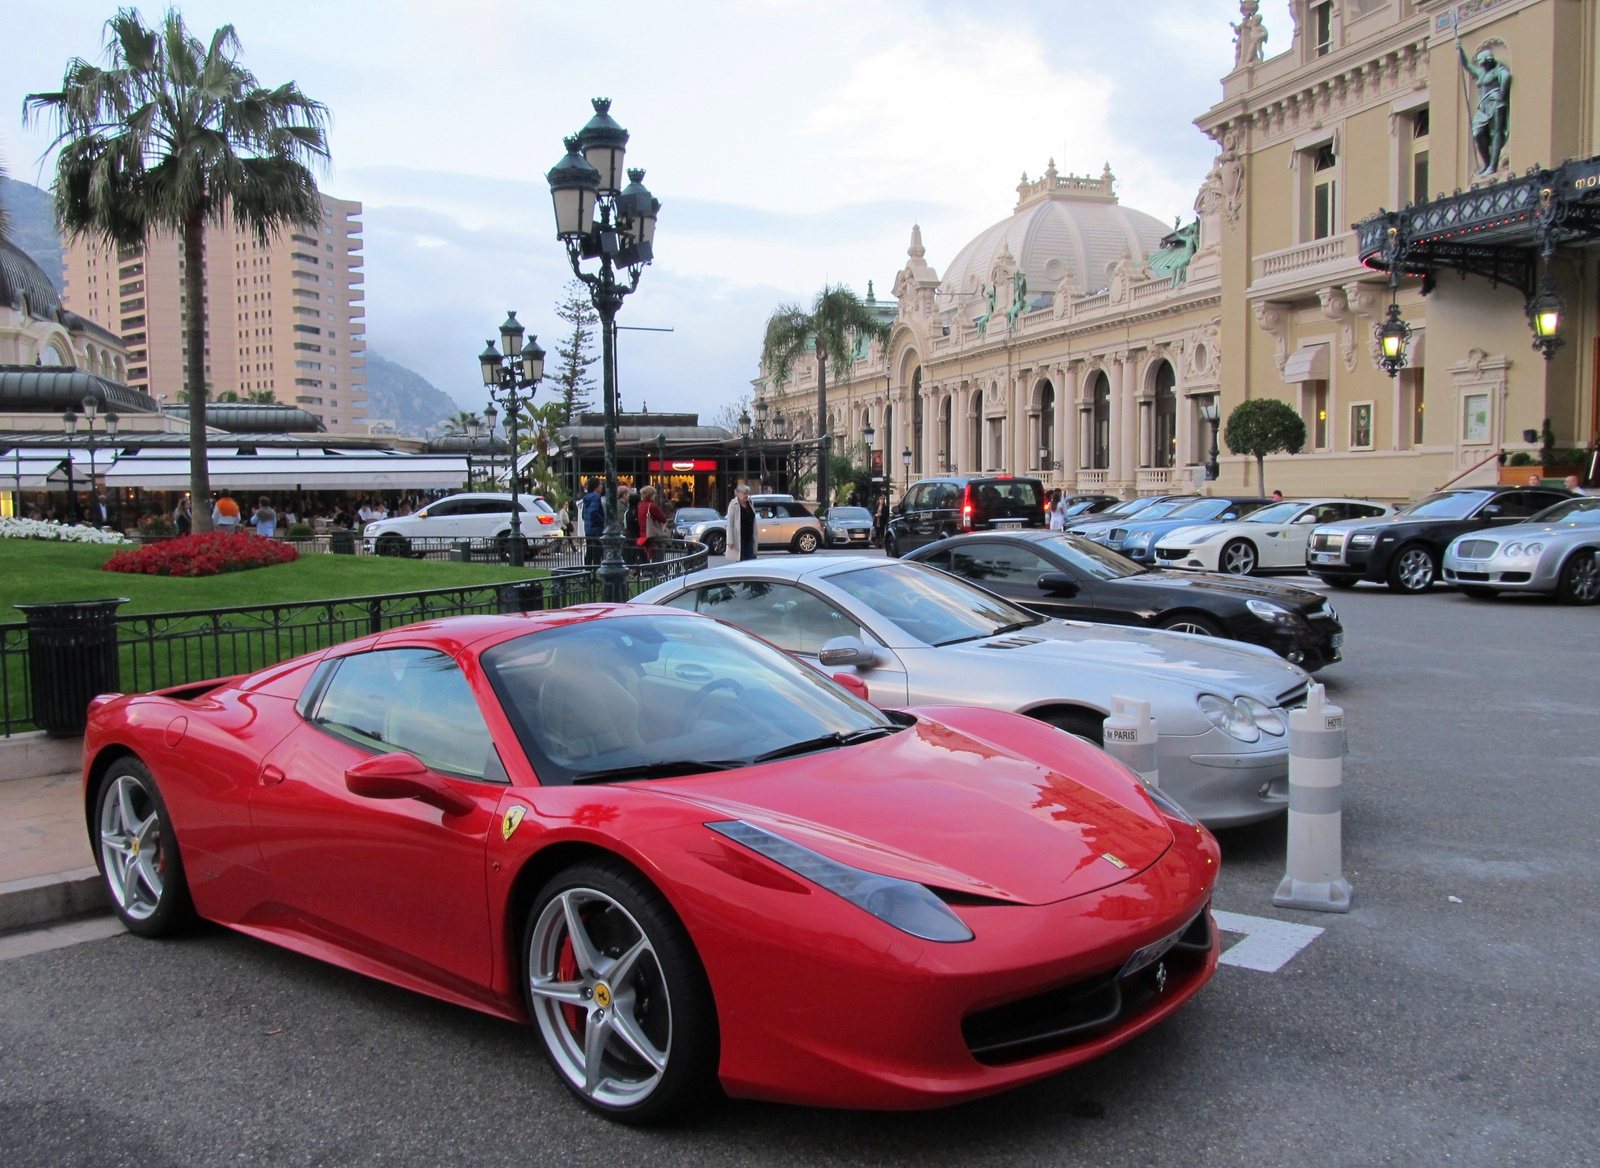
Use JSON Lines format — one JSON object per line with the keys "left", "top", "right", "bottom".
{"left": 1456, "top": 24, "right": 1511, "bottom": 176}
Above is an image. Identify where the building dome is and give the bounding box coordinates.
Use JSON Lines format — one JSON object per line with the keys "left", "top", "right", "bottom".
{"left": 939, "top": 163, "right": 1171, "bottom": 301}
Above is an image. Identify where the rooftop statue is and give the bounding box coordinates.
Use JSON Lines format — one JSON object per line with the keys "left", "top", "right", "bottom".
{"left": 1005, "top": 270, "right": 1029, "bottom": 330}
{"left": 1231, "top": 0, "right": 1267, "bottom": 69}
{"left": 974, "top": 282, "right": 997, "bottom": 337}
{"left": 1455, "top": 21, "right": 1511, "bottom": 176}
{"left": 1148, "top": 220, "right": 1200, "bottom": 288}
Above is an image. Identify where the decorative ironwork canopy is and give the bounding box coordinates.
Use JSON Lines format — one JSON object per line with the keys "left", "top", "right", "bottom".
{"left": 1356, "top": 156, "right": 1600, "bottom": 298}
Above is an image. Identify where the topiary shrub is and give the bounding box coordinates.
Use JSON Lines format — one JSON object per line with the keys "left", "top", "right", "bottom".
{"left": 1508, "top": 451, "right": 1533, "bottom": 466}
{"left": 1223, "top": 398, "right": 1306, "bottom": 495}
{"left": 286, "top": 521, "right": 314, "bottom": 539}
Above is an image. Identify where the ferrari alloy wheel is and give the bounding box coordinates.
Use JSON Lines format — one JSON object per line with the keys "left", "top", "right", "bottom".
{"left": 524, "top": 861, "right": 717, "bottom": 1122}
{"left": 95, "top": 759, "right": 195, "bottom": 937}
{"left": 1219, "top": 539, "right": 1257, "bottom": 576}
{"left": 1556, "top": 550, "right": 1600, "bottom": 605}
{"left": 1389, "top": 545, "right": 1436, "bottom": 593}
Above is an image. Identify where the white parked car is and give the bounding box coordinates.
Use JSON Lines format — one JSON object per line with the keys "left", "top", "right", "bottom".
{"left": 362, "top": 492, "right": 560, "bottom": 556}
{"left": 1154, "top": 498, "right": 1393, "bottom": 576}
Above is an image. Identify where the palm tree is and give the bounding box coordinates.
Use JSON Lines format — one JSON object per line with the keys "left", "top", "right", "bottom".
{"left": 761, "top": 284, "right": 890, "bottom": 508}
{"left": 26, "top": 10, "right": 329, "bottom": 532}
{"left": 442, "top": 410, "right": 484, "bottom": 436}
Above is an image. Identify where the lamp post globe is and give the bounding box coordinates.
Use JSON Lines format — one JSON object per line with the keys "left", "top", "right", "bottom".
{"left": 1375, "top": 302, "right": 1413, "bottom": 377}
{"left": 522, "top": 335, "right": 546, "bottom": 384}
{"left": 499, "top": 311, "right": 525, "bottom": 359}
{"left": 479, "top": 341, "right": 502, "bottom": 387}
{"left": 577, "top": 98, "right": 628, "bottom": 195}
{"left": 1528, "top": 280, "right": 1566, "bottom": 359}
{"left": 1198, "top": 401, "right": 1221, "bottom": 482}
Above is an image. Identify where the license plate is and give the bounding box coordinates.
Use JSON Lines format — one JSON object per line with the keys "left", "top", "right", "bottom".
{"left": 850, "top": 532, "right": 867, "bottom": 540}
{"left": 1118, "top": 924, "right": 1186, "bottom": 980}
{"left": 992, "top": 519, "right": 1025, "bottom": 530}
{"left": 1312, "top": 552, "right": 1337, "bottom": 563}
{"left": 1330, "top": 632, "right": 1343, "bottom": 648}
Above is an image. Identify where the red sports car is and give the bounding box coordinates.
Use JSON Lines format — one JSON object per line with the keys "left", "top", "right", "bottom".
{"left": 84, "top": 604, "right": 1220, "bottom": 1121}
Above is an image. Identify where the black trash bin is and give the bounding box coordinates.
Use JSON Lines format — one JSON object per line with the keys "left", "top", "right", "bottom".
{"left": 497, "top": 580, "right": 546, "bottom": 614}
{"left": 329, "top": 529, "right": 356, "bottom": 555}
{"left": 16, "top": 598, "right": 128, "bottom": 738}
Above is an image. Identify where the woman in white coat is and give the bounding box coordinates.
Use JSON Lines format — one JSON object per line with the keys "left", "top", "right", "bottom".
{"left": 724, "top": 484, "right": 758, "bottom": 561}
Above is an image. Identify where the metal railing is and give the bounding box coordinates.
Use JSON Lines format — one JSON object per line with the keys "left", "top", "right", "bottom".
{"left": 0, "top": 538, "right": 709, "bottom": 737}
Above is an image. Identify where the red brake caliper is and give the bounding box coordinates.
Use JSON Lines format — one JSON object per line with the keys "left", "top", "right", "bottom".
{"left": 557, "top": 935, "right": 583, "bottom": 1038}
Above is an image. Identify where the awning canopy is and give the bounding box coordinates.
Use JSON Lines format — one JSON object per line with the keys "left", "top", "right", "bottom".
{"left": 1282, "top": 343, "right": 1330, "bottom": 384}
{"left": 104, "top": 453, "right": 470, "bottom": 491}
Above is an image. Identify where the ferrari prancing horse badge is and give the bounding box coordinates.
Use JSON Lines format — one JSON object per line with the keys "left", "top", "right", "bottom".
{"left": 502, "top": 805, "right": 527, "bottom": 841}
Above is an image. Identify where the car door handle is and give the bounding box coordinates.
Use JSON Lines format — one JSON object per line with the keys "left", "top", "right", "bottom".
{"left": 260, "top": 764, "right": 285, "bottom": 787}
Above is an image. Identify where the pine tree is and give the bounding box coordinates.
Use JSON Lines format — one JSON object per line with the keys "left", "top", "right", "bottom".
{"left": 552, "top": 280, "right": 598, "bottom": 424}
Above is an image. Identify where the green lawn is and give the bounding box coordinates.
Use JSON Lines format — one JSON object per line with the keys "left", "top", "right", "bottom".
{"left": 0, "top": 539, "right": 545, "bottom": 618}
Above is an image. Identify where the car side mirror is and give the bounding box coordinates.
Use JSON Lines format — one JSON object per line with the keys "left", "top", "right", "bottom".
{"left": 1482, "top": 504, "right": 1502, "bottom": 516}
{"left": 345, "top": 752, "right": 475, "bottom": 817}
{"left": 831, "top": 672, "right": 871, "bottom": 703}
{"left": 819, "top": 635, "right": 879, "bottom": 669}
{"left": 894, "top": 502, "right": 906, "bottom": 515}
{"left": 1037, "top": 572, "right": 1080, "bottom": 597}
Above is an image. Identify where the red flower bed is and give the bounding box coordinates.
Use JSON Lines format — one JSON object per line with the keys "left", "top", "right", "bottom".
{"left": 103, "top": 531, "right": 300, "bottom": 577}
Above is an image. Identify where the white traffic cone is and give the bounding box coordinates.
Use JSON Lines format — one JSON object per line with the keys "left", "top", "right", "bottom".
{"left": 1103, "top": 696, "right": 1159, "bottom": 788}
{"left": 1273, "top": 683, "right": 1352, "bottom": 913}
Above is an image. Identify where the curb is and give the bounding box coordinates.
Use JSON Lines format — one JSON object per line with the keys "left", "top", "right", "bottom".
{"left": 0, "top": 867, "right": 108, "bottom": 932}
{"left": 0, "top": 731, "right": 83, "bottom": 784}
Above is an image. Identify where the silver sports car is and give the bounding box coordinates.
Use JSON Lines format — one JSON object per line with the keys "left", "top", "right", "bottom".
{"left": 1442, "top": 496, "right": 1600, "bottom": 603}
{"left": 635, "top": 556, "right": 1314, "bottom": 827}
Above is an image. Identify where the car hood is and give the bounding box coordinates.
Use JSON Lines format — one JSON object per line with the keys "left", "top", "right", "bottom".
{"left": 945, "top": 618, "right": 1309, "bottom": 700}
{"left": 1108, "top": 568, "right": 1326, "bottom": 610}
{"left": 651, "top": 718, "right": 1173, "bottom": 905}
{"left": 1314, "top": 512, "right": 1439, "bottom": 534}
{"left": 1450, "top": 520, "right": 1600, "bottom": 543}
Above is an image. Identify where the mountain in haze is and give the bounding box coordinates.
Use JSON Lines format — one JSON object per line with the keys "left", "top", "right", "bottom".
{"left": 0, "top": 176, "right": 65, "bottom": 291}
{"left": 363, "top": 350, "right": 462, "bottom": 436}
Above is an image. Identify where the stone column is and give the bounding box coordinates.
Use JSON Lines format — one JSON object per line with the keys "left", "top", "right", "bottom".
{"left": 1107, "top": 355, "right": 1125, "bottom": 489}
{"left": 1119, "top": 351, "right": 1139, "bottom": 494}
{"left": 1060, "top": 364, "right": 1079, "bottom": 489}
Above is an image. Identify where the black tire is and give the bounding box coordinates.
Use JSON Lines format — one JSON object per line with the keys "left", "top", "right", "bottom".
{"left": 1317, "top": 575, "right": 1358, "bottom": 589}
{"left": 1555, "top": 549, "right": 1600, "bottom": 605}
{"left": 707, "top": 532, "right": 726, "bottom": 556}
{"left": 884, "top": 532, "right": 901, "bottom": 558}
{"left": 1032, "top": 706, "right": 1106, "bottom": 747}
{"left": 1219, "top": 538, "right": 1258, "bottom": 576}
{"left": 1459, "top": 585, "right": 1498, "bottom": 600}
{"left": 93, "top": 757, "right": 197, "bottom": 938}
{"left": 1157, "top": 612, "right": 1225, "bottom": 638}
{"left": 522, "top": 859, "right": 718, "bottom": 1124}
{"left": 1387, "top": 543, "right": 1437, "bottom": 593}
{"left": 793, "top": 529, "right": 820, "bottom": 554}
{"left": 374, "top": 533, "right": 409, "bottom": 558}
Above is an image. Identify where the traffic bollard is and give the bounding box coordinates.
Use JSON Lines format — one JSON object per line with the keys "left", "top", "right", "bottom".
{"left": 1273, "top": 682, "right": 1352, "bottom": 913}
{"left": 1102, "top": 696, "right": 1159, "bottom": 789}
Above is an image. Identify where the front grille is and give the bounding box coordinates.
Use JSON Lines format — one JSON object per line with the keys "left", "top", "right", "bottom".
{"left": 1455, "top": 539, "right": 1498, "bottom": 559}
{"left": 1156, "top": 547, "right": 1187, "bottom": 560}
{"left": 962, "top": 911, "right": 1212, "bottom": 1065}
{"left": 1311, "top": 532, "right": 1344, "bottom": 553}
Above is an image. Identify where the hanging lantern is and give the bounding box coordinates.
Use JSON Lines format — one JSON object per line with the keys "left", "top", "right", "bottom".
{"left": 1374, "top": 302, "right": 1413, "bottom": 378}
{"left": 1527, "top": 279, "right": 1566, "bottom": 360}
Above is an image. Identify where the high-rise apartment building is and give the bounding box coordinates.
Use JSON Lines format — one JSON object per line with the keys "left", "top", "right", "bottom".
{"left": 62, "top": 193, "right": 367, "bottom": 433}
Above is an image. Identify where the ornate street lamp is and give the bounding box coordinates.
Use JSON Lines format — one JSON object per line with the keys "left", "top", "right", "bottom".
{"left": 739, "top": 410, "right": 751, "bottom": 487}
{"left": 548, "top": 99, "right": 660, "bottom": 603}
{"left": 1199, "top": 400, "right": 1221, "bottom": 482}
{"left": 1527, "top": 279, "right": 1566, "bottom": 359}
{"left": 477, "top": 312, "right": 544, "bottom": 567}
{"left": 482, "top": 401, "right": 500, "bottom": 489}
{"left": 901, "top": 445, "right": 913, "bottom": 497}
{"left": 61, "top": 409, "right": 78, "bottom": 520}
{"left": 1375, "top": 301, "right": 1414, "bottom": 378}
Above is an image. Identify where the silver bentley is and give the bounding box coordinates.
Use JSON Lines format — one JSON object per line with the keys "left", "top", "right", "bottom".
{"left": 1442, "top": 496, "right": 1600, "bottom": 604}
{"left": 635, "top": 556, "right": 1314, "bottom": 828}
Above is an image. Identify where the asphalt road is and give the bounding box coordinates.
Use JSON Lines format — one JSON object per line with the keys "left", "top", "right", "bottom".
{"left": 2, "top": 577, "right": 1597, "bottom": 1167}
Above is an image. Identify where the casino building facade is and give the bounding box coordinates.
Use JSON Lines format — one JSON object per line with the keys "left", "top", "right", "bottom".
{"left": 760, "top": 0, "right": 1600, "bottom": 502}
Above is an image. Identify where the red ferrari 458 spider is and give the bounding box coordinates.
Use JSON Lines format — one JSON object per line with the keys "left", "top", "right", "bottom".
{"left": 83, "top": 604, "right": 1219, "bottom": 1121}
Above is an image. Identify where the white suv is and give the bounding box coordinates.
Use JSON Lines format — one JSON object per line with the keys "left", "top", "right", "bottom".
{"left": 363, "top": 492, "right": 560, "bottom": 555}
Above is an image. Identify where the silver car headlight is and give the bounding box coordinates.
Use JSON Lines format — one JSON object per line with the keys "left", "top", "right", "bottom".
{"left": 1246, "top": 598, "right": 1294, "bottom": 624}
{"left": 1348, "top": 532, "right": 1377, "bottom": 549}
{"left": 1503, "top": 542, "right": 1543, "bottom": 558}
{"left": 1234, "top": 696, "right": 1286, "bottom": 736}
{"left": 1197, "top": 693, "right": 1262, "bottom": 743}
{"left": 1127, "top": 531, "right": 1153, "bottom": 550}
{"left": 707, "top": 820, "right": 973, "bottom": 942}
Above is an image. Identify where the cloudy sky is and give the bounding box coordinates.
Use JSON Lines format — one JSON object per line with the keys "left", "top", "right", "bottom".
{"left": 2, "top": 0, "right": 1293, "bottom": 417}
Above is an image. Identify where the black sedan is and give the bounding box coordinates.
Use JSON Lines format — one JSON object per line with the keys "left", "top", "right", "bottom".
{"left": 906, "top": 530, "right": 1344, "bottom": 670}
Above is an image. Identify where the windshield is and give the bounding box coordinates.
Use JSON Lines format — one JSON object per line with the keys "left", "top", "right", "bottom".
{"left": 830, "top": 562, "right": 1042, "bottom": 646}
{"left": 1240, "top": 502, "right": 1304, "bottom": 524}
{"left": 481, "top": 615, "right": 890, "bottom": 785}
{"left": 1398, "top": 490, "right": 1492, "bottom": 519}
{"left": 1529, "top": 497, "right": 1600, "bottom": 524}
{"left": 674, "top": 509, "right": 720, "bottom": 523}
{"left": 1061, "top": 499, "right": 1104, "bottom": 517}
{"left": 1097, "top": 495, "right": 1163, "bottom": 520}
{"left": 1162, "top": 498, "right": 1236, "bottom": 522}
{"left": 828, "top": 507, "right": 872, "bottom": 521}
{"left": 1041, "top": 534, "right": 1148, "bottom": 580}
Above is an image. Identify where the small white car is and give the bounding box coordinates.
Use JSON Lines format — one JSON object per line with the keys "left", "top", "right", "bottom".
{"left": 362, "top": 492, "right": 560, "bottom": 555}
{"left": 1154, "top": 498, "right": 1393, "bottom": 576}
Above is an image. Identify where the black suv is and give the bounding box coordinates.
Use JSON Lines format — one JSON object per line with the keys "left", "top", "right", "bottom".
{"left": 1307, "top": 484, "right": 1576, "bottom": 592}
{"left": 885, "top": 475, "right": 1045, "bottom": 557}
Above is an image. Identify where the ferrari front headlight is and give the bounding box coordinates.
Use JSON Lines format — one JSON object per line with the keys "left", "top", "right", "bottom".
{"left": 707, "top": 820, "right": 974, "bottom": 942}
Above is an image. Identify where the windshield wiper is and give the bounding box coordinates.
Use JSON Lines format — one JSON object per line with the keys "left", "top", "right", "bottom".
{"left": 934, "top": 617, "right": 1043, "bottom": 647}
{"left": 746, "top": 725, "right": 900, "bottom": 765}
{"left": 570, "top": 759, "right": 745, "bottom": 785}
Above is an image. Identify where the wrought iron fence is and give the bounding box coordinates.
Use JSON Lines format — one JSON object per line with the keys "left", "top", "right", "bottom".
{"left": 0, "top": 538, "right": 709, "bottom": 737}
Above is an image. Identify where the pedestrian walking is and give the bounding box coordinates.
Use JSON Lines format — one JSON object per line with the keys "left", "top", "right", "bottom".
{"left": 252, "top": 496, "right": 278, "bottom": 538}
{"left": 213, "top": 494, "right": 241, "bottom": 530}
{"left": 173, "top": 497, "right": 192, "bottom": 536}
{"left": 580, "top": 477, "right": 605, "bottom": 565}
{"left": 726, "top": 484, "right": 758, "bottom": 561}
{"left": 622, "top": 489, "right": 641, "bottom": 562}
{"left": 1048, "top": 489, "right": 1067, "bottom": 531}
{"left": 637, "top": 485, "right": 669, "bottom": 562}
{"left": 872, "top": 494, "right": 889, "bottom": 548}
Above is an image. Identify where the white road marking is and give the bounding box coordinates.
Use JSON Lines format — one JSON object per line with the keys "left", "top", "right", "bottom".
{"left": 1213, "top": 910, "right": 1324, "bottom": 972}
{"left": 0, "top": 914, "right": 125, "bottom": 961}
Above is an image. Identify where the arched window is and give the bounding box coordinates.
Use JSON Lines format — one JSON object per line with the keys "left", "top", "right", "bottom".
{"left": 970, "top": 390, "right": 984, "bottom": 471}
{"left": 911, "top": 367, "right": 923, "bottom": 474}
{"left": 1038, "top": 381, "right": 1055, "bottom": 470}
{"left": 1152, "top": 361, "right": 1177, "bottom": 469}
{"left": 1090, "top": 372, "right": 1111, "bottom": 469}
{"left": 40, "top": 342, "right": 68, "bottom": 367}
